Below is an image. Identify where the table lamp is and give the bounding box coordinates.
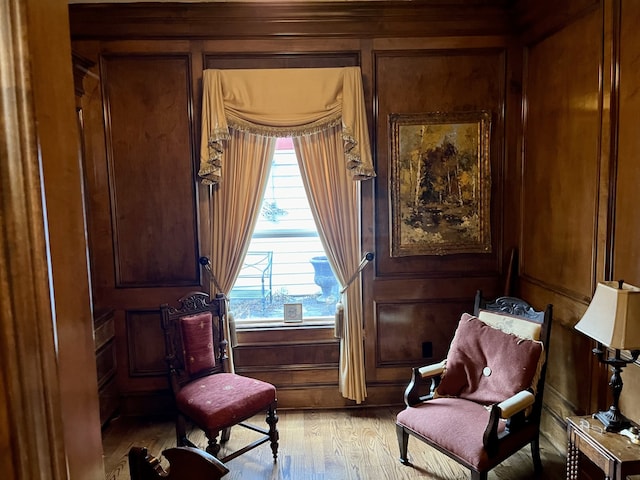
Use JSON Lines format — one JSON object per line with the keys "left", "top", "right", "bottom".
{"left": 574, "top": 280, "right": 640, "bottom": 432}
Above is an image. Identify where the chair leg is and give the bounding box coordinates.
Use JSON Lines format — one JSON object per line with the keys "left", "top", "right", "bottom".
{"left": 396, "top": 424, "right": 410, "bottom": 465}
{"left": 205, "top": 434, "right": 221, "bottom": 458}
{"left": 471, "top": 471, "right": 488, "bottom": 480}
{"left": 176, "top": 414, "right": 188, "bottom": 447}
{"left": 266, "top": 404, "right": 279, "bottom": 461}
{"left": 531, "top": 437, "right": 543, "bottom": 473}
{"left": 221, "top": 427, "right": 231, "bottom": 443}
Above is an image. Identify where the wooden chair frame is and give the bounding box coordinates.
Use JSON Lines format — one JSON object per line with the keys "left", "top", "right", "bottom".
{"left": 161, "top": 291, "right": 278, "bottom": 463}
{"left": 397, "top": 290, "right": 552, "bottom": 480}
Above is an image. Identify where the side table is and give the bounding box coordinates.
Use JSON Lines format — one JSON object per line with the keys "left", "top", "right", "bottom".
{"left": 567, "top": 415, "right": 640, "bottom": 480}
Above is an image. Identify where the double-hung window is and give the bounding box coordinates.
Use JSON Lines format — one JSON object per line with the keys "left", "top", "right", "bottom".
{"left": 229, "top": 138, "right": 338, "bottom": 325}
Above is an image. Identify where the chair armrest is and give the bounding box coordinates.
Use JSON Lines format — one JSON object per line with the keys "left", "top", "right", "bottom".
{"left": 483, "top": 390, "right": 535, "bottom": 455}
{"left": 403, "top": 360, "right": 446, "bottom": 407}
{"left": 417, "top": 360, "right": 447, "bottom": 379}
{"left": 497, "top": 390, "right": 535, "bottom": 419}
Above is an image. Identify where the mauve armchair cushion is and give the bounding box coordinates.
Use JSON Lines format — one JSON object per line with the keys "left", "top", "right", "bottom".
{"left": 435, "top": 313, "right": 543, "bottom": 405}
{"left": 397, "top": 398, "right": 507, "bottom": 469}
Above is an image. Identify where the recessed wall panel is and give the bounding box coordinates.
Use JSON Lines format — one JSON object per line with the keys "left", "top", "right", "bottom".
{"left": 374, "top": 50, "right": 506, "bottom": 277}
{"left": 126, "top": 310, "right": 166, "bottom": 377}
{"left": 522, "top": 11, "right": 601, "bottom": 299}
{"left": 102, "top": 54, "right": 198, "bottom": 287}
{"left": 376, "top": 300, "right": 468, "bottom": 366}
{"left": 614, "top": 0, "right": 640, "bottom": 287}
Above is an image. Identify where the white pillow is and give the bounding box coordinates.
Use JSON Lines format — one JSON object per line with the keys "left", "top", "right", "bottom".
{"left": 477, "top": 310, "right": 541, "bottom": 341}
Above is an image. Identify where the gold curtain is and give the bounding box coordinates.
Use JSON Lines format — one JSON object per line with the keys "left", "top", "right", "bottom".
{"left": 293, "top": 126, "right": 367, "bottom": 404}
{"left": 199, "top": 67, "right": 375, "bottom": 185}
{"left": 200, "top": 66, "right": 374, "bottom": 398}
{"left": 209, "top": 128, "right": 275, "bottom": 372}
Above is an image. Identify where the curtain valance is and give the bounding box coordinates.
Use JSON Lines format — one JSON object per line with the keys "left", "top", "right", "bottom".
{"left": 199, "top": 67, "right": 375, "bottom": 185}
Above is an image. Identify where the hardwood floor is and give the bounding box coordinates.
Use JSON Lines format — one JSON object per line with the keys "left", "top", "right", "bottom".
{"left": 102, "top": 407, "right": 566, "bottom": 480}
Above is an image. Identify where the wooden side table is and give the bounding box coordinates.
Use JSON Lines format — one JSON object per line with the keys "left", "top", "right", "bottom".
{"left": 567, "top": 415, "right": 640, "bottom": 480}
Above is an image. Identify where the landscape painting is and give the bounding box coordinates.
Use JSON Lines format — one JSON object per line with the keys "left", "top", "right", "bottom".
{"left": 390, "top": 111, "right": 492, "bottom": 256}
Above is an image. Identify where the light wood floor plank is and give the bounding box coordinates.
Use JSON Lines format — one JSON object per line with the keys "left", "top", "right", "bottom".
{"left": 102, "top": 407, "right": 565, "bottom": 480}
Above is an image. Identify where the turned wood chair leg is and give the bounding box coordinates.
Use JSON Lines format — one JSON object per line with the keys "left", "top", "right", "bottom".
{"left": 221, "top": 427, "right": 231, "bottom": 443}
{"left": 267, "top": 404, "right": 279, "bottom": 461}
{"left": 396, "top": 424, "right": 410, "bottom": 465}
{"left": 206, "top": 434, "right": 221, "bottom": 458}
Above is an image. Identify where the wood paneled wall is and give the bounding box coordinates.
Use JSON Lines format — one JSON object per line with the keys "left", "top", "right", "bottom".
{"left": 615, "top": 0, "right": 640, "bottom": 424}
{"left": 70, "top": 1, "right": 519, "bottom": 416}
{"left": 516, "top": 0, "right": 640, "bottom": 450}
{"left": 70, "top": 0, "right": 640, "bottom": 453}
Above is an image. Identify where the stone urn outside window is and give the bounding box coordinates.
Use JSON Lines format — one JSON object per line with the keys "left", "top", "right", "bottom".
{"left": 309, "top": 256, "right": 338, "bottom": 301}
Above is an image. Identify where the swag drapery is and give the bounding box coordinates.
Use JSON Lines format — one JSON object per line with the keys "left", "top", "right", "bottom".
{"left": 199, "top": 67, "right": 375, "bottom": 403}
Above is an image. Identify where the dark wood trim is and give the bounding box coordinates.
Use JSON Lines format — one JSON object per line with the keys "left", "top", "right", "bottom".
{"left": 513, "top": 0, "right": 600, "bottom": 44}
{"left": 69, "top": 1, "right": 514, "bottom": 40}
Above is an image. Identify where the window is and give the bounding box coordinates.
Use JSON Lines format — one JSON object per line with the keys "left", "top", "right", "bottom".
{"left": 229, "top": 138, "right": 339, "bottom": 324}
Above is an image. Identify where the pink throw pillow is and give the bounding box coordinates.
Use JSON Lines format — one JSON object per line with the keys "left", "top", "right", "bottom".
{"left": 435, "top": 313, "right": 542, "bottom": 405}
{"left": 180, "top": 312, "right": 216, "bottom": 376}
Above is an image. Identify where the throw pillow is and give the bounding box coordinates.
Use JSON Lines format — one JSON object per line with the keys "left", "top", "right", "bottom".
{"left": 180, "top": 312, "right": 216, "bottom": 376}
{"left": 435, "top": 312, "right": 542, "bottom": 405}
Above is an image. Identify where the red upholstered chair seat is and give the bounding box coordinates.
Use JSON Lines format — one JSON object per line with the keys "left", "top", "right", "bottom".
{"left": 397, "top": 398, "right": 507, "bottom": 470}
{"left": 176, "top": 373, "right": 277, "bottom": 433}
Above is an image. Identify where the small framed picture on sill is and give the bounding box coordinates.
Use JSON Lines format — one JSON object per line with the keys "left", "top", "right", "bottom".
{"left": 283, "top": 303, "right": 303, "bottom": 323}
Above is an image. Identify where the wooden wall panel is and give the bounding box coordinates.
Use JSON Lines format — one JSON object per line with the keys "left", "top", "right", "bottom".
{"left": 375, "top": 300, "right": 468, "bottom": 366}
{"left": 613, "top": 0, "right": 640, "bottom": 285}
{"left": 519, "top": 6, "right": 605, "bottom": 449}
{"left": 612, "top": 0, "right": 640, "bottom": 423}
{"left": 126, "top": 310, "right": 166, "bottom": 377}
{"left": 373, "top": 50, "right": 506, "bottom": 278}
{"left": 102, "top": 54, "right": 198, "bottom": 287}
{"left": 521, "top": 10, "right": 602, "bottom": 301}
{"left": 233, "top": 343, "right": 339, "bottom": 366}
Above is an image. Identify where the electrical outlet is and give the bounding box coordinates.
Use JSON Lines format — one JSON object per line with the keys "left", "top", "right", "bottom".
{"left": 422, "top": 341, "right": 433, "bottom": 358}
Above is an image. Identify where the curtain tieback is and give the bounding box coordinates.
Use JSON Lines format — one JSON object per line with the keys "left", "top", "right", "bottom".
{"left": 335, "top": 252, "right": 374, "bottom": 338}
{"left": 198, "top": 256, "right": 224, "bottom": 294}
{"left": 339, "top": 252, "right": 374, "bottom": 295}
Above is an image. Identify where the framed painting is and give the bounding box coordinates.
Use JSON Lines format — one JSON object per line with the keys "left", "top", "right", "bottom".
{"left": 389, "top": 111, "right": 492, "bottom": 257}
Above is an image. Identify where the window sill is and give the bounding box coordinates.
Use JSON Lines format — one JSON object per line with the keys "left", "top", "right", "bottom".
{"left": 234, "top": 318, "right": 338, "bottom": 346}
{"left": 235, "top": 318, "right": 335, "bottom": 332}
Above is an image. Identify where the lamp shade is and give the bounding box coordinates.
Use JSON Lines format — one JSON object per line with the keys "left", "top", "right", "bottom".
{"left": 575, "top": 281, "right": 640, "bottom": 350}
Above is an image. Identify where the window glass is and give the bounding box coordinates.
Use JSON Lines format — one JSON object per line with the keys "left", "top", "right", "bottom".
{"left": 230, "top": 138, "right": 339, "bottom": 324}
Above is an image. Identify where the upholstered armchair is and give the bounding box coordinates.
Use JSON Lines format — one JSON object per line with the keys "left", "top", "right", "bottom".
{"left": 396, "top": 291, "right": 552, "bottom": 480}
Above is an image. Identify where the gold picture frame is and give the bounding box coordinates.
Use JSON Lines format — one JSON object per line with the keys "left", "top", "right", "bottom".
{"left": 390, "top": 111, "right": 492, "bottom": 256}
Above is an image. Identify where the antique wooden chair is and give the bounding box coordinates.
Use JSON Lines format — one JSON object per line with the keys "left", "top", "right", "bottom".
{"left": 160, "top": 291, "right": 278, "bottom": 462}
{"left": 396, "top": 290, "right": 552, "bottom": 480}
{"left": 129, "top": 446, "right": 229, "bottom": 480}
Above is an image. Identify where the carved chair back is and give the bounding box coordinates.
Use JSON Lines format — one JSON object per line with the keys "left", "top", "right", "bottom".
{"left": 161, "top": 292, "right": 228, "bottom": 393}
